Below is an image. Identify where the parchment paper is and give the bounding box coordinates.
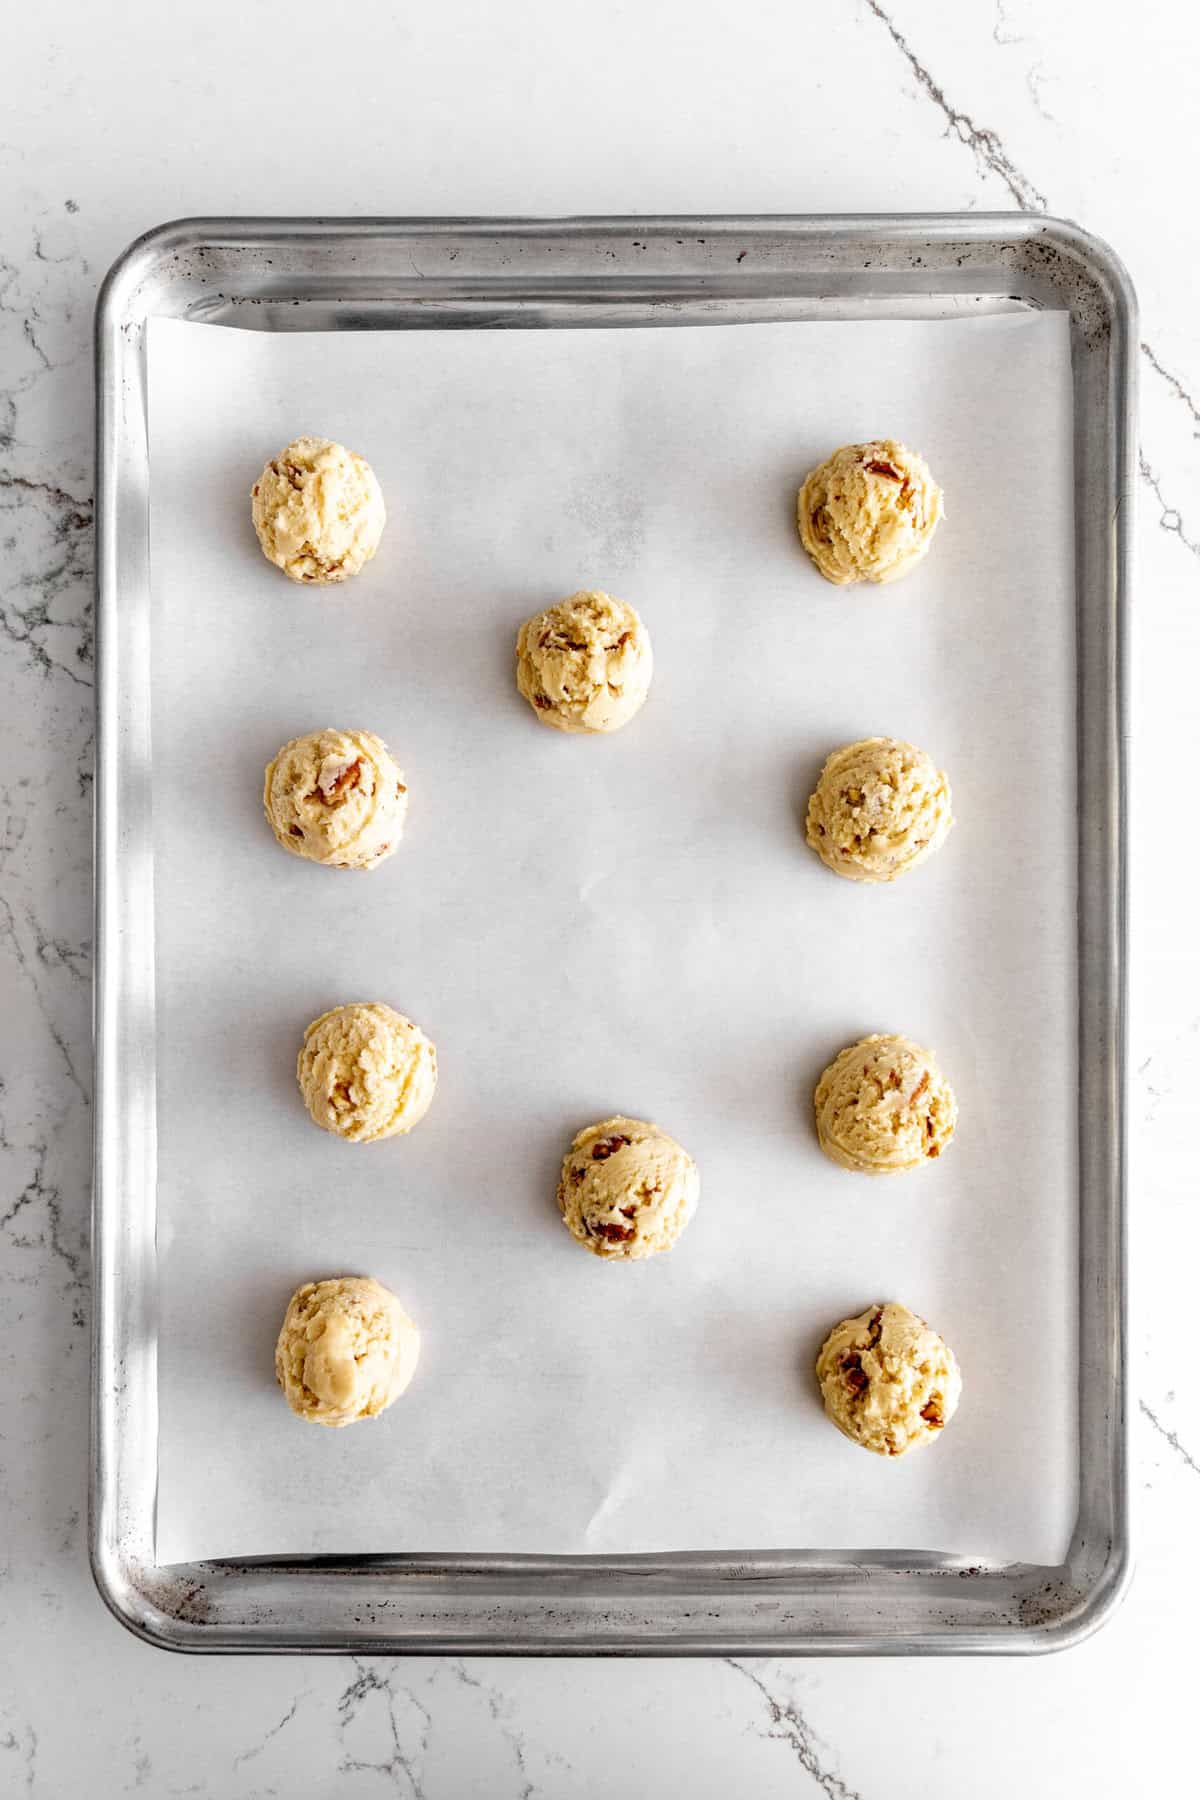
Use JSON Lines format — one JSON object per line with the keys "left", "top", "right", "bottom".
{"left": 149, "top": 309, "right": 1077, "bottom": 1564}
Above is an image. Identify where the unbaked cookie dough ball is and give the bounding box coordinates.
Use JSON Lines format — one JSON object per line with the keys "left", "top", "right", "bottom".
{"left": 814, "top": 1033, "right": 956, "bottom": 1174}
{"left": 797, "top": 440, "right": 942, "bottom": 586}
{"left": 275, "top": 1276, "right": 421, "bottom": 1427}
{"left": 516, "top": 590, "right": 653, "bottom": 734}
{"left": 806, "top": 737, "right": 953, "bottom": 883}
{"left": 251, "top": 436, "right": 386, "bottom": 584}
{"left": 816, "top": 1300, "right": 962, "bottom": 1457}
{"left": 297, "top": 1003, "right": 437, "bottom": 1143}
{"left": 556, "top": 1116, "right": 698, "bottom": 1259}
{"left": 264, "top": 728, "right": 407, "bottom": 871}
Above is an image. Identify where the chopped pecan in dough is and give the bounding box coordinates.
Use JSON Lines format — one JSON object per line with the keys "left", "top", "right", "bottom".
{"left": 591, "top": 1134, "right": 631, "bottom": 1161}
{"left": 593, "top": 1221, "right": 634, "bottom": 1243}
{"left": 317, "top": 757, "right": 363, "bottom": 802}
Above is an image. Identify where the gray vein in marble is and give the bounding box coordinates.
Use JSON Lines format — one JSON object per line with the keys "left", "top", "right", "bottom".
{"left": 992, "top": 0, "right": 1025, "bottom": 46}
{"left": 32, "top": 223, "right": 88, "bottom": 269}
{"left": 0, "top": 247, "right": 80, "bottom": 446}
{"left": 860, "top": 0, "right": 1048, "bottom": 208}
{"left": 449, "top": 1663, "right": 534, "bottom": 1800}
{"left": 1139, "top": 454, "right": 1200, "bottom": 559}
{"left": 1140, "top": 340, "right": 1200, "bottom": 434}
{"left": 32, "top": 921, "right": 89, "bottom": 985}
{"left": 1137, "top": 1016, "right": 1200, "bottom": 1115}
{"left": 76, "top": 732, "right": 95, "bottom": 801}
{"left": 0, "top": 1723, "right": 37, "bottom": 1792}
{"left": 1025, "top": 64, "right": 1058, "bottom": 126}
{"left": 725, "top": 1662, "right": 864, "bottom": 1800}
{"left": 0, "top": 471, "right": 91, "bottom": 514}
{"left": 1140, "top": 1400, "right": 1200, "bottom": 1479}
{"left": 0, "top": 895, "right": 89, "bottom": 1104}
{"left": 0, "top": 601, "right": 92, "bottom": 687}
{"left": 0, "top": 216, "right": 95, "bottom": 701}
{"left": 233, "top": 1696, "right": 304, "bottom": 1769}
{"left": 336, "top": 1659, "right": 431, "bottom": 1795}
{"left": 1138, "top": 1055, "right": 1167, "bottom": 1125}
{"left": 22, "top": 315, "right": 51, "bottom": 374}
{"left": 0, "top": 1141, "right": 88, "bottom": 1303}
{"left": 0, "top": 469, "right": 94, "bottom": 687}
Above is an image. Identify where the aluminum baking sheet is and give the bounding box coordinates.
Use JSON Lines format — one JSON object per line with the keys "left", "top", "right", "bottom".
{"left": 92, "top": 217, "right": 1133, "bottom": 1653}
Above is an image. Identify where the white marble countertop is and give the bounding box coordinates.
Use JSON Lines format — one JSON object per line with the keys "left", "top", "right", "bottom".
{"left": 1, "top": 0, "right": 1195, "bottom": 1790}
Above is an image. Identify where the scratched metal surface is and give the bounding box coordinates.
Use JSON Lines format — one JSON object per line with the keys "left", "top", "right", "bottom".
{"left": 91, "top": 215, "right": 1133, "bottom": 1653}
